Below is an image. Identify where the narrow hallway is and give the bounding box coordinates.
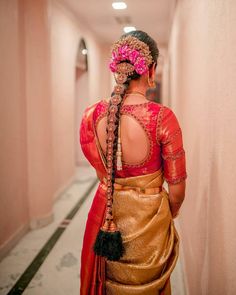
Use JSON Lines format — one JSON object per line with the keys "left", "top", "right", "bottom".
{"left": 1, "top": 0, "right": 236, "bottom": 294}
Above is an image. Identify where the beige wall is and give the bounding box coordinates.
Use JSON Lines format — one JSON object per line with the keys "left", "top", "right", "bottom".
{"left": 24, "top": 0, "right": 54, "bottom": 227}
{"left": 0, "top": 0, "right": 111, "bottom": 258}
{"left": 0, "top": 0, "right": 29, "bottom": 256}
{"left": 0, "top": 0, "right": 54, "bottom": 256}
{"left": 49, "top": 0, "right": 112, "bottom": 192}
{"left": 163, "top": 0, "right": 236, "bottom": 294}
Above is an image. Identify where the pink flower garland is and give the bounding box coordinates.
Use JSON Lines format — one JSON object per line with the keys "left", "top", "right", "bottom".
{"left": 109, "top": 45, "right": 149, "bottom": 75}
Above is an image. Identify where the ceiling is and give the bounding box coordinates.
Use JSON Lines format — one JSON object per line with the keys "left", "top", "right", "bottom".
{"left": 62, "top": 0, "right": 176, "bottom": 47}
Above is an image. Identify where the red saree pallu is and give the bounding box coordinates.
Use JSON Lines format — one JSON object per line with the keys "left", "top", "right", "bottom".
{"left": 80, "top": 102, "right": 107, "bottom": 295}
{"left": 80, "top": 184, "right": 107, "bottom": 295}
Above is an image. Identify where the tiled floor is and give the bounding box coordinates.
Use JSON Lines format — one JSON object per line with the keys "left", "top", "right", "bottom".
{"left": 0, "top": 166, "right": 186, "bottom": 295}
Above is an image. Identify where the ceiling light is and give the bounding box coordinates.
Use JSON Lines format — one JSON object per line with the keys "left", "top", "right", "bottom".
{"left": 123, "top": 26, "right": 136, "bottom": 33}
{"left": 112, "top": 2, "right": 127, "bottom": 10}
{"left": 82, "top": 49, "right": 88, "bottom": 55}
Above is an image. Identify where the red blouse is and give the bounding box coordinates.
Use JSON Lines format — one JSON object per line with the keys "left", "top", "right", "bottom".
{"left": 92, "top": 99, "right": 187, "bottom": 185}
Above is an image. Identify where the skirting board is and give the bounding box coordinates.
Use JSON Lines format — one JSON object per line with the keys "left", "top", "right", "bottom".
{"left": 0, "top": 223, "right": 29, "bottom": 263}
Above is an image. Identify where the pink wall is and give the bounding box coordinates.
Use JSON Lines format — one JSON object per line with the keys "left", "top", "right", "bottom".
{"left": 0, "top": 0, "right": 111, "bottom": 258}
{"left": 49, "top": 0, "right": 112, "bottom": 196}
{"left": 24, "top": 0, "right": 54, "bottom": 227}
{"left": 163, "top": 1, "right": 236, "bottom": 294}
{"left": 0, "top": 0, "right": 29, "bottom": 256}
{"left": 0, "top": 0, "right": 54, "bottom": 259}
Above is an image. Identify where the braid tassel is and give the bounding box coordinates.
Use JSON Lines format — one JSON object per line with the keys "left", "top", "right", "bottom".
{"left": 93, "top": 226, "right": 124, "bottom": 261}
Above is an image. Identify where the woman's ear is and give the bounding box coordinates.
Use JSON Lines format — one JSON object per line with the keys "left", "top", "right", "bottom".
{"left": 149, "top": 63, "right": 156, "bottom": 80}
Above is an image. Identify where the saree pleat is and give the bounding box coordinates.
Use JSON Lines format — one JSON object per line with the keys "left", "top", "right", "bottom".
{"left": 105, "top": 168, "right": 179, "bottom": 295}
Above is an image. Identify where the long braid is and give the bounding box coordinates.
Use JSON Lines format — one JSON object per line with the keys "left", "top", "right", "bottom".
{"left": 93, "top": 82, "right": 128, "bottom": 261}
{"left": 110, "top": 82, "right": 130, "bottom": 195}
{"left": 93, "top": 31, "right": 158, "bottom": 261}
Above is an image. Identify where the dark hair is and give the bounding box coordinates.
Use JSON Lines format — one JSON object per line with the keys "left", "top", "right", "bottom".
{"left": 121, "top": 30, "right": 159, "bottom": 82}
{"left": 125, "top": 30, "right": 159, "bottom": 62}
{"left": 107, "top": 31, "right": 158, "bottom": 224}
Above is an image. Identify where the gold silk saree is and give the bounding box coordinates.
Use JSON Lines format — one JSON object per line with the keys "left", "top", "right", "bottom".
{"left": 101, "top": 168, "right": 179, "bottom": 295}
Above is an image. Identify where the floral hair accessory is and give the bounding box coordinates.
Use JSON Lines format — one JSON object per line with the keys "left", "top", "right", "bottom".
{"left": 109, "top": 35, "right": 153, "bottom": 76}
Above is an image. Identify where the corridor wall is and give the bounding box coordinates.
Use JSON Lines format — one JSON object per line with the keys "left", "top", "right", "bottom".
{"left": 49, "top": 0, "right": 112, "bottom": 197}
{"left": 163, "top": 0, "right": 236, "bottom": 294}
{"left": 0, "top": 0, "right": 111, "bottom": 259}
{"left": 0, "top": 0, "right": 54, "bottom": 259}
{"left": 0, "top": 0, "right": 30, "bottom": 259}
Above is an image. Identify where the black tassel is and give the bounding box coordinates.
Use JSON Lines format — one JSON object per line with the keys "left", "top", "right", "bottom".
{"left": 93, "top": 229, "right": 125, "bottom": 261}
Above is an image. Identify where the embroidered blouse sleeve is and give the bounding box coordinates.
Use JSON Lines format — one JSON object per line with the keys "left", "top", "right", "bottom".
{"left": 157, "top": 106, "right": 187, "bottom": 184}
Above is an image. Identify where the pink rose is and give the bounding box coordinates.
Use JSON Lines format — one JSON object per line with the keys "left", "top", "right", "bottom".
{"left": 112, "top": 51, "right": 118, "bottom": 61}
{"left": 134, "top": 57, "right": 148, "bottom": 75}
{"left": 109, "top": 61, "right": 117, "bottom": 72}
{"left": 118, "top": 45, "right": 130, "bottom": 60}
{"left": 129, "top": 50, "right": 140, "bottom": 64}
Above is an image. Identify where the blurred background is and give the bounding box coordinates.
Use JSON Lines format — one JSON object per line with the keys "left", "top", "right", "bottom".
{"left": 0, "top": 0, "right": 236, "bottom": 294}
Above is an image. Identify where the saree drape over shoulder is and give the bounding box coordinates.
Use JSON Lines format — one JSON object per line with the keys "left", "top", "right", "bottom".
{"left": 79, "top": 100, "right": 187, "bottom": 295}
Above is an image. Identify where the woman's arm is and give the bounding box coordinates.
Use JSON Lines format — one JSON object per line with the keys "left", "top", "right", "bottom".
{"left": 158, "top": 106, "right": 187, "bottom": 218}
{"left": 168, "top": 180, "right": 186, "bottom": 218}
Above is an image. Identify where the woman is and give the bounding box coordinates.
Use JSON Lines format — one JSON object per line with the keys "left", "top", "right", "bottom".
{"left": 79, "top": 30, "right": 187, "bottom": 295}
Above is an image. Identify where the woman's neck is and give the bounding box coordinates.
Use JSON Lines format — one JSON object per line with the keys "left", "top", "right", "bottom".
{"left": 126, "top": 76, "right": 148, "bottom": 95}
{"left": 124, "top": 81, "right": 149, "bottom": 104}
